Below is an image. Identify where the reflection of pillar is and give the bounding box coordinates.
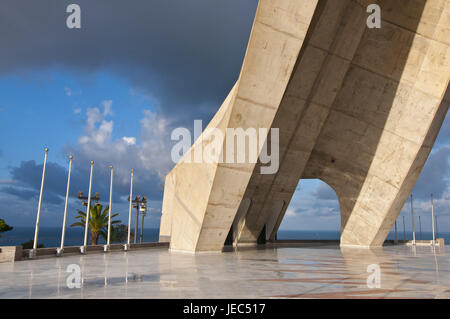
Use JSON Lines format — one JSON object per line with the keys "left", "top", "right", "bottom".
{"left": 28, "top": 268, "right": 34, "bottom": 298}
{"left": 103, "top": 253, "right": 108, "bottom": 288}
{"left": 125, "top": 252, "right": 129, "bottom": 298}
{"left": 341, "top": 247, "right": 395, "bottom": 290}
{"left": 80, "top": 256, "right": 85, "bottom": 298}
{"left": 56, "top": 259, "right": 62, "bottom": 297}
{"left": 433, "top": 248, "right": 440, "bottom": 282}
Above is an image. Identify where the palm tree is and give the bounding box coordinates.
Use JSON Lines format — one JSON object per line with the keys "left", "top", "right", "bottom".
{"left": 0, "top": 218, "right": 13, "bottom": 238}
{"left": 71, "top": 204, "right": 121, "bottom": 245}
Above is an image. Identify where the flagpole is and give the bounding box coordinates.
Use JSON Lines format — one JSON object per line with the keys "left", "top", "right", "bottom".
{"left": 57, "top": 155, "right": 73, "bottom": 256}
{"left": 81, "top": 161, "right": 94, "bottom": 254}
{"left": 431, "top": 193, "right": 435, "bottom": 246}
{"left": 394, "top": 220, "right": 398, "bottom": 244}
{"left": 31, "top": 148, "right": 49, "bottom": 258}
{"left": 104, "top": 165, "right": 114, "bottom": 252}
{"left": 125, "top": 169, "right": 134, "bottom": 251}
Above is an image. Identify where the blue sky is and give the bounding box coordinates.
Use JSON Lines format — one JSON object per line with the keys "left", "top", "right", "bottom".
{"left": 0, "top": 0, "right": 449, "bottom": 237}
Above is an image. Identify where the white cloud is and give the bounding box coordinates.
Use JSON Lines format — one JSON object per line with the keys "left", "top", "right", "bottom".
{"left": 64, "top": 87, "right": 72, "bottom": 96}
{"left": 69, "top": 101, "right": 176, "bottom": 199}
{"left": 73, "top": 107, "right": 82, "bottom": 114}
{"left": 285, "top": 208, "right": 296, "bottom": 218}
{"left": 122, "top": 137, "right": 136, "bottom": 145}
{"left": 102, "top": 100, "right": 113, "bottom": 116}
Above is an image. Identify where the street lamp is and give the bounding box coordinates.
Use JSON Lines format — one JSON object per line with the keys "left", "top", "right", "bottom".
{"left": 77, "top": 191, "right": 100, "bottom": 206}
{"left": 128, "top": 195, "right": 148, "bottom": 244}
{"left": 140, "top": 197, "right": 147, "bottom": 243}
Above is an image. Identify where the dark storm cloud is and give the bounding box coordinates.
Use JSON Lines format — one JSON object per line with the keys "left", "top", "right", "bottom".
{"left": 314, "top": 183, "right": 338, "bottom": 200}
{"left": 1, "top": 186, "right": 38, "bottom": 200}
{"left": 412, "top": 145, "right": 450, "bottom": 200}
{"left": 435, "top": 112, "right": 450, "bottom": 148}
{"left": 0, "top": 0, "right": 258, "bottom": 122}
{"left": 6, "top": 159, "right": 163, "bottom": 205}
{"left": 1, "top": 185, "right": 62, "bottom": 204}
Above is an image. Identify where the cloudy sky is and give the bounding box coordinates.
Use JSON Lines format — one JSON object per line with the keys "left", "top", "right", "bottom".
{"left": 0, "top": 0, "right": 449, "bottom": 238}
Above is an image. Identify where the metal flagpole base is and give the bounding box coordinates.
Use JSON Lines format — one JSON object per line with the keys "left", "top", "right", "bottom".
{"left": 103, "top": 245, "right": 110, "bottom": 252}
{"left": 56, "top": 248, "right": 64, "bottom": 257}
{"left": 123, "top": 244, "right": 130, "bottom": 251}
{"left": 28, "top": 249, "right": 37, "bottom": 259}
{"left": 80, "top": 245, "right": 87, "bottom": 254}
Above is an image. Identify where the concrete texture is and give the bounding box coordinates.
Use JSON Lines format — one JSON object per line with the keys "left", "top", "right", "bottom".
{"left": 1, "top": 244, "right": 449, "bottom": 298}
{"left": 0, "top": 246, "right": 22, "bottom": 263}
{"left": 160, "top": 0, "right": 450, "bottom": 252}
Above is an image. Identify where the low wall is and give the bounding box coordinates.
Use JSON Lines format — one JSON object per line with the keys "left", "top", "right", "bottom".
{"left": 20, "top": 242, "right": 169, "bottom": 260}
{"left": 0, "top": 246, "right": 23, "bottom": 263}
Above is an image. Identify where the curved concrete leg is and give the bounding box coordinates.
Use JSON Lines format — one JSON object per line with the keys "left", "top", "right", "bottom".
{"left": 160, "top": 0, "right": 450, "bottom": 252}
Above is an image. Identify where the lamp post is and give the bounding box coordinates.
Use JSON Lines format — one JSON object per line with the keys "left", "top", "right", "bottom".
{"left": 31, "top": 148, "right": 49, "bottom": 258}
{"left": 134, "top": 195, "right": 141, "bottom": 244}
{"left": 57, "top": 155, "right": 73, "bottom": 257}
{"left": 77, "top": 191, "right": 100, "bottom": 207}
{"left": 80, "top": 161, "right": 94, "bottom": 254}
{"left": 140, "top": 202, "right": 147, "bottom": 244}
{"left": 127, "top": 195, "right": 147, "bottom": 244}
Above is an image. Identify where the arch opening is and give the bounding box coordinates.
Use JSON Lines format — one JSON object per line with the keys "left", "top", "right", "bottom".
{"left": 276, "top": 179, "right": 341, "bottom": 241}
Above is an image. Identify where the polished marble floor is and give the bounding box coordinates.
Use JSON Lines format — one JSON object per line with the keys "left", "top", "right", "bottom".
{"left": 0, "top": 244, "right": 449, "bottom": 298}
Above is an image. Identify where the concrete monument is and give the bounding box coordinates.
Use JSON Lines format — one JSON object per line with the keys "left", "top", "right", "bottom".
{"left": 160, "top": 0, "right": 450, "bottom": 252}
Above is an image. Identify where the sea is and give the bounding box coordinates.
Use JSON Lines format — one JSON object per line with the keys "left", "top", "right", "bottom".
{"left": 1, "top": 227, "right": 449, "bottom": 248}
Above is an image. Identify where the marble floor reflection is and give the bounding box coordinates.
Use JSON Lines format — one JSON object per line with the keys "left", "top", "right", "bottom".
{"left": 0, "top": 244, "right": 449, "bottom": 298}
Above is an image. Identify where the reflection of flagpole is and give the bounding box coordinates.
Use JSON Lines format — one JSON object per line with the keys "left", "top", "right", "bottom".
{"left": 105, "top": 165, "right": 114, "bottom": 252}
{"left": 57, "top": 155, "right": 73, "bottom": 256}
{"left": 81, "top": 161, "right": 94, "bottom": 254}
{"left": 431, "top": 194, "right": 435, "bottom": 245}
{"left": 125, "top": 169, "right": 134, "bottom": 250}
{"left": 31, "top": 148, "right": 49, "bottom": 257}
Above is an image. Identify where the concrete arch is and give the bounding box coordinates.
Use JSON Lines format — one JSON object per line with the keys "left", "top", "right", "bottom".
{"left": 160, "top": 0, "right": 450, "bottom": 252}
